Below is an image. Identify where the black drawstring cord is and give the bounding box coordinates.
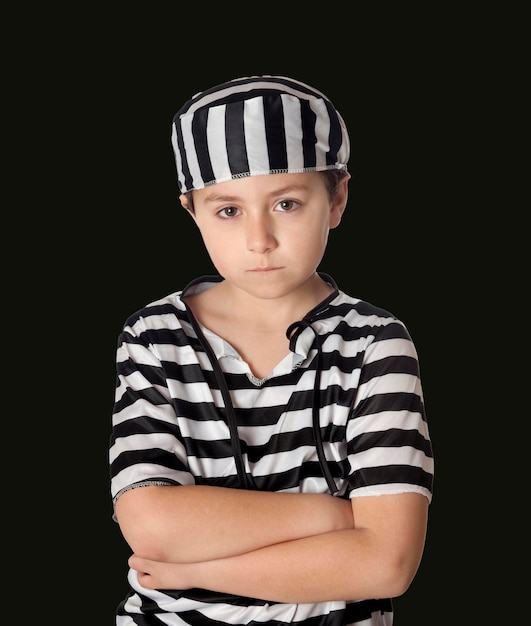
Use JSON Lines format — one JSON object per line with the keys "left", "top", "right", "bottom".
{"left": 286, "top": 320, "right": 339, "bottom": 494}
{"left": 185, "top": 305, "right": 255, "bottom": 490}
{"left": 185, "top": 300, "right": 338, "bottom": 494}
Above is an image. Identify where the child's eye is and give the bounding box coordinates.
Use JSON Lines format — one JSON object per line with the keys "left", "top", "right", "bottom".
{"left": 218, "top": 206, "right": 240, "bottom": 218}
{"left": 276, "top": 200, "right": 298, "bottom": 212}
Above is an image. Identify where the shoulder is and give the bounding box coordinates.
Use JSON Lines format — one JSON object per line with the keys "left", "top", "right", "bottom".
{"left": 122, "top": 276, "right": 223, "bottom": 333}
{"left": 322, "top": 291, "right": 417, "bottom": 361}
{"left": 123, "top": 291, "right": 186, "bottom": 330}
{"left": 331, "top": 291, "right": 405, "bottom": 331}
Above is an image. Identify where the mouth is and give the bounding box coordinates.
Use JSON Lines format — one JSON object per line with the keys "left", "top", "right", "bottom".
{"left": 249, "top": 266, "right": 280, "bottom": 273}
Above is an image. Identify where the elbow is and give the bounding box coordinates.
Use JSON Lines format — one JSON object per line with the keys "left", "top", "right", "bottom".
{"left": 340, "top": 540, "right": 423, "bottom": 601}
{"left": 114, "top": 488, "right": 170, "bottom": 560}
{"left": 119, "top": 519, "right": 165, "bottom": 560}
{"left": 386, "top": 568, "right": 416, "bottom": 599}
{"left": 382, "top": 552, "right": 422, "bottom": 598}
{"left": 116, "top": 509, "right": 164, "bottom": 560}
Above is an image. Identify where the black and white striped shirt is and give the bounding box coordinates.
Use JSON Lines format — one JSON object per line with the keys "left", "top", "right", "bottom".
{"left": 110, "top": 274, "right": 434, "bottom": 625}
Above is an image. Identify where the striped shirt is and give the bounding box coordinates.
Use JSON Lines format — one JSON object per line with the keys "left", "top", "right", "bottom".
{"left": 110, "top": 274, "right": 434, "bottom": 625}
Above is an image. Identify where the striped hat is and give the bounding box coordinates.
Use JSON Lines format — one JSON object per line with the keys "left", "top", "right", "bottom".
{"left": 171, "top": 75, "right": 350, "bottom": 193}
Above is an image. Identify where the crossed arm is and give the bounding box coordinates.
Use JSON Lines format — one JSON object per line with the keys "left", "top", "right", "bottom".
{"left": 115, "top": 485, "right": 428, "bottom": 603}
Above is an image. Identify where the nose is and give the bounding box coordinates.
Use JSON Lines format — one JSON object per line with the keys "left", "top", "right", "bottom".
{"left": 246, "top": 214, "right": 277, "bottom": 253}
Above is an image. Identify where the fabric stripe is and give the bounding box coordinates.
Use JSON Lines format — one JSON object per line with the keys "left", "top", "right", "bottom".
{"left": 324, "top": 99, "right": 344, "bottom": 165}
{"left": 180, "top": 111, "right": 203, "bottom": 190}
{"left": 206, "top": 105, "right": 231, "bottom": 186}
{"left": 263, "top": 93, "right": 288, "bottom": 170}
{"left": 300, "top": 98, "right": 318, "bottom": 168}
{"left": 171, "top": 123, "right": 192, "bottom": 194}
{"left": 243, "top": 96, "right": 269, "bottom": 175}
{"left": 310, "top": 96, "right": 331, "bottom": 169}
{"left": 224, "top": 99, "right": 249, "bottom": 177}
{"left": 192, "top": 106, "right": 214, "bottom": 187}
{"left": 282, "top": 93, "right": 305, "bottom": 171}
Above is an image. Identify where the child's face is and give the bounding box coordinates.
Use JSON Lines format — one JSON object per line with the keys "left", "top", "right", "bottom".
{"left": 184, "top": 171, "right": 347, "bottom": 301}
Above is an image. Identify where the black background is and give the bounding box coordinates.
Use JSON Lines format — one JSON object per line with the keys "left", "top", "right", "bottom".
{"left": 18, "top": 6, "right": 512, "bottom": 624}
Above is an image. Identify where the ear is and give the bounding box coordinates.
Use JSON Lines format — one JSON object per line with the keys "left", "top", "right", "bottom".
{"left": 180, "top": 194, "right": 196, "bottom": 221}
{"left": 329, "top": 174, "right": 350, "bottom": 229}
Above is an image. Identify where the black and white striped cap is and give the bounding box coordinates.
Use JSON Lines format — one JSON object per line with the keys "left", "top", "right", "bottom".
{"left": 171, "top": 75, "right": 350, "bottom": 193}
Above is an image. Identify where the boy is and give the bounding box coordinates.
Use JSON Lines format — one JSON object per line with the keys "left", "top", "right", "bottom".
{"left": 109, "top": 75, "right": 434, "bottom": 625}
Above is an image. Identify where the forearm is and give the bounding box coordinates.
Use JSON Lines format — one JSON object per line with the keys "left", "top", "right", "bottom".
{"left": 115, "top": 485, "right": 354, "bottom": 563}
{"left": 130, "top": 527, "right": 415, "bottom": 603}
{"left": 128, "top": 493, "right": 428, "bottom": 603}
{"left": 202, "top": 529, "right": 419, "bottom": 602}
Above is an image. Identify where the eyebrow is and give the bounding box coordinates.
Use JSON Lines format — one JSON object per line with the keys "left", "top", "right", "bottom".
{"left": 202, "top": 184, "right": 310, "bottom": 203}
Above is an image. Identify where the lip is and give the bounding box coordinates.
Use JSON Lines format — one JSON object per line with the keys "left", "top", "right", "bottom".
{"left": 249, "top": 266, "right": 280, "bottom": 272}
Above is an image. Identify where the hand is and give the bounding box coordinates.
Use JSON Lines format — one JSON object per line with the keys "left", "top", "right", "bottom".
{"left": 129, "top": 554, "right": 196, "bottom": 590}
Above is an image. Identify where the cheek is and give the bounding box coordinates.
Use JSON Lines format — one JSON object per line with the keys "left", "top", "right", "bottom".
{"left": 200, "top": 232, "right": 236, "bottom": 268}
{"left": 292, "top": 220, "right": 330, "bottom": 250}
